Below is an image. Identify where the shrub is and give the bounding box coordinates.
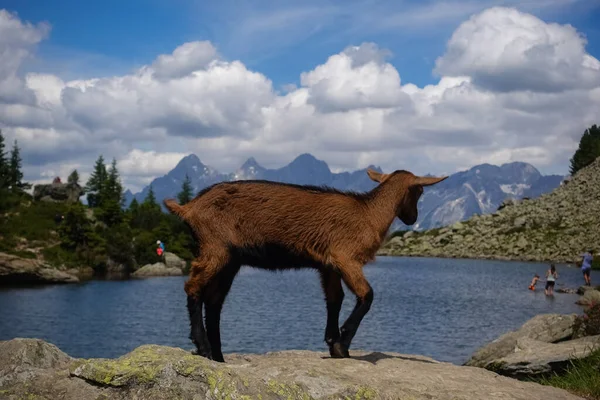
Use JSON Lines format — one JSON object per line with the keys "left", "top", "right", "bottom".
{"left": 573, "top": 302, "right": 600, "bottom": 339}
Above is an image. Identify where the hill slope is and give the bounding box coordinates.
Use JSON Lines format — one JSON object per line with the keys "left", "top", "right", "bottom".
{"left": 379, "top": 157, "right": 600, "bottom": 263}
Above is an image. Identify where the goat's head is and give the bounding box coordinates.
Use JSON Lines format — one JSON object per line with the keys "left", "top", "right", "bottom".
{"left": 367, "top": 168, "right": 448, "bottom": 225}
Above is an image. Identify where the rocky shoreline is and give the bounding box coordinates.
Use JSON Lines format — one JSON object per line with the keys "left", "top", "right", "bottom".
{"left": 464, "top": 313, "right": 600, "bottom": 379}
{"left": 0, "top": 337, "right": 586, "bottom": 400}
{"left": 0, "top": 250, "right": 187, "bottom": 286}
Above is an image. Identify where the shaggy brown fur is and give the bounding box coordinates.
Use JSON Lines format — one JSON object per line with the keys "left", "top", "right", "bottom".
{"left": 164, "top": 168, "right": 447, "bottom": 362}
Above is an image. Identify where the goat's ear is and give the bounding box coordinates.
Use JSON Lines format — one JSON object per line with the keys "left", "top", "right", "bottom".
{"left": 412, "top": 176, "right": 448, "bottom": 187}
{"left": 367, "top": 168, "right": 389, "bottom": 183}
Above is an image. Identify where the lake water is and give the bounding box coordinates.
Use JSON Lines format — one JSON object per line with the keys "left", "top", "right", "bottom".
{"left": 0, "top": 256, "right": 587, "bottom": 365}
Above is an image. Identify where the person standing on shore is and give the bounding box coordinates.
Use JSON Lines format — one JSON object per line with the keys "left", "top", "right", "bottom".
{"left": 580, "top": 249, "right": 593, "bottom": 286}
{"left": 156, "top": 240, "right": 165, "bottom": 258}
{"left": 545, "top": 264, "right": 558, "bottom": 296}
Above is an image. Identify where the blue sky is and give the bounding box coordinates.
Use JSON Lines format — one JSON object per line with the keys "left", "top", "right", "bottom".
{"left": 5, "top": 0, "right": 600, "bottom": 89}
{"left": 2, "top": 0, "right": 600, "bottom": 191}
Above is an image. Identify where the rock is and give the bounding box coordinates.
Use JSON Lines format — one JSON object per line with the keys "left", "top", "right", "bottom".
{"left": 465, "top": 314, "right": 577, "bottom": 368}
{"left": 0, "top": 338, "right": 584, "bottom": 400}
{"left": 451, "top": 221, "right": 464, "bottom": 231}
{"left": 575, "top": 289, "right": 600, "bottom": 306}
{"left": 557, "top": 288, "right": 578, "bottom": 294}
{"left": 513, "top": 217, "right": 526, "bottom": 228}
{"left": 498, "top": 198, "right": 519, "bottom": 211}
{"left": 487, "top": 335, "right": 600, "bottom": 379}
{"left": 32, "top": 181, "right": 84, "bottom": 203}
{"left": 163, "top": 252, "right": 187, "bottom": 270}
{"left": 132, "top": 262, "right": 183, "bottom": 277}
{"left": 516, "top": 236, "right": 528, "bottom": 249}
{"left": 576, "top": 285, "right": 596, "bottom": 295}
{"left": 65, "top": 266, "right": 94, "bottom": 280}
{"left": 0, "top": 252, "right": 79, "bottom": 285}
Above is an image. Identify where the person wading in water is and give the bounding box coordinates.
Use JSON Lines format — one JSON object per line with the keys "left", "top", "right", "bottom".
{"left": 545, "top": 264, "right": 558, "bottom": 296}
{"left": 579, "top": 249, "right": 593, "bottom": 286}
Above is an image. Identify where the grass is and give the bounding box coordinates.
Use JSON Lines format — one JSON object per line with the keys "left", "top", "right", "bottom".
{"left": 1, "top": 201, "right": 68, "bottom": 242}
{"left": 537, "top": 348, "right": 600, "bottom": 400}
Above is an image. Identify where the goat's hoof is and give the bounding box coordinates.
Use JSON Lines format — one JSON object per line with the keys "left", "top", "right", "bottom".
{"left": 329, "top": 342, "right": 350, "bottom": 358}
{"left": 191, "top": 349, "right": 213, "bottom": 360}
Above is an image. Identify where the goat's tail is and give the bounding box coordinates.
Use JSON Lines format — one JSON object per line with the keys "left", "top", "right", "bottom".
{"left": 163, "top": 198, "right": 186, "bottom": 218}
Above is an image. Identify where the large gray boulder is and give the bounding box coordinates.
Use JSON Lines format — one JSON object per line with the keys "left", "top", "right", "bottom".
{"left": 465, "top": 313, "right": 600, "bottom": 380}
{"left": 575, "top": 289, "right": 600, "bottom": 306}
{"left": 131, "top": 262, "right": 183, "bottom": 277}
{"left": 32, "top": 182, "right": 84, "bottom": 203}
{"left": 465, "top": 313, "right": 577, "bottom": 369}
{"left": 486, "top": 335, "right": 600, "bottom": 379}
{"left": 0, "top": 252, "right": 79, "bottom": 285}
{"left": 163, "top": 251, "right": 187, "bottom": 270}
{"left": 0, "top": 338, "right": 584, "bottom": 399}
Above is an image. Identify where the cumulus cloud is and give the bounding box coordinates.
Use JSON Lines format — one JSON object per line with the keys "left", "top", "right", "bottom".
{"left": 300, "top": 42, "right": 412, "bottom": 113}
{"left": 0, "top": 9, "right": 50, "bottom": 104}
{"left": 118, "top": 149, "right": 189, "bottom": 178}
{"left": 150, "top": 41, "right": 219, "bottom": 80}
{"left": 434, "top": 6, "right": 600, "bottom": 92}
{"left": 1, "top": 6, "right": 600, "bottom": 194}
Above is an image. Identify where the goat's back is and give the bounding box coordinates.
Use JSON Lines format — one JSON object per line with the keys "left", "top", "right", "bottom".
{"left": 177, "top": 180, "right": 373, "bottom": 253}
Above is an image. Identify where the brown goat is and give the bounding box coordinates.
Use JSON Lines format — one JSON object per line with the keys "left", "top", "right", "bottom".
{"left": 164, "top": 168, "right": 447, "bottom": 362}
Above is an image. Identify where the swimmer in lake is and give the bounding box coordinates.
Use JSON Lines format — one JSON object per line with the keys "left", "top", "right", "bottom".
{"left": 529, "top": 274, "right": 540, "bottom": 291}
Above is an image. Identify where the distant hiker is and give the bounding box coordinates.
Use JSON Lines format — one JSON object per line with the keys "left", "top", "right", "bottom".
{"left": 156, "top": 240, "right": 165, "bottom": 257}
{"left": 53, "top": 176, "right": 61, "bottom": 184}
{"left": 580, "top": 249, "right": 593, "bottom": 286}
{"left": 528, "top": 274, "right": 540, "bottom": 291}
{"left": 545, "top": 264, "right": 558, "bottom": 296}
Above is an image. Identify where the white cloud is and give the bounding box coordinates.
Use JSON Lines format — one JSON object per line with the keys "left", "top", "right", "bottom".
{"left": 434, "top": 6, "right": 600, "bottom": 92}
{"left": 1, "top": 6, "right": 599, "bottom": 195}
{"left": 150, "top": 41, "right": 219, "bottom": 80}
{"left": 0, "top": 9, "right": 50, "bottom": 105}
{"left": 300, "top": 43, "right": 412, "bottom": 113}
{"left": 118, "top": 149, "right": 189, "bottom": 178}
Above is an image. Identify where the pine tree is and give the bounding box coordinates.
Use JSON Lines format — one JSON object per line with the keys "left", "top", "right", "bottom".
{"left": 569, "top": 124, "right": 600, "bottom": 175}
{"left": 105, "top": 158, "right": 124, "bottom": 205}
{"left": 129, "top": 198, "right": 140, "bottom": 213}
{"left": 59, "top": 202, "right": 94, "bottom": 250}
{"left": 68, "top": 169, "right": 80, "bottom": 185}
{"left": 143, "top": 185, "right": 158, "bottom": 207}
{"left": 0, "top": 129, "right": 8, "bottom": 190}
{"left": 8, "top": 139, "right": 30, "bottom": 192}
{"left": 177, "top": 174, "right": 193, "bottom": 205}
{"left": 99, "top": 158, "right": 124, "bottom": 226}
{"left": 85, "top": 155, "right": 108, "bottom": 207}
{"left": 135, "top": 185, "right": 162, "bottom": 231}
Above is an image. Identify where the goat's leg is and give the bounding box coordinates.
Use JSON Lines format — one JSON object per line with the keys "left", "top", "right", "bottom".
{"left": 203, "top": 264, "right": 240, "bottom": 363}
{"left": 335, "top": 265, "right": 374, "bottom": 358}
{"left": 184, "top": 250, "right": 229, "bottom": 359}
{"left": 319, "top": 269, "right": 345, "bottom": 358}
{"left": 186, "top": 293, "right": 211, "bottom": 359}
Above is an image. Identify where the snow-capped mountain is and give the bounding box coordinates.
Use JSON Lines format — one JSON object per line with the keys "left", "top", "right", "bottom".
{"left": 124, "top": 154, "right": 564, "bottom": 231}
{"left": 406, "top": 162, "right": 564, "bottom": 231}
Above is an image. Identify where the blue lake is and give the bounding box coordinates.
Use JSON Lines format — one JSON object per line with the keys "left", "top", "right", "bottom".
{"left": 0, "top": 256, "right": 587, "bottom": 364}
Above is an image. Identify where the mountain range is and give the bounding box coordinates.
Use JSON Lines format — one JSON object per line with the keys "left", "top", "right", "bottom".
{"left": 123, "top": 153, "right": 565, "bottom": 231}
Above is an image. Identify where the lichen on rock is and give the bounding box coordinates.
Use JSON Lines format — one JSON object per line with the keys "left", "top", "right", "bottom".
{"left": 0, "top": 338, "right": 588, "bottom": 399}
